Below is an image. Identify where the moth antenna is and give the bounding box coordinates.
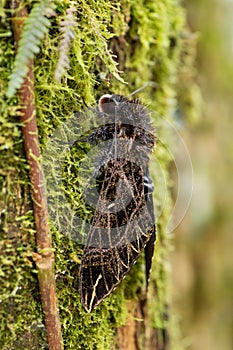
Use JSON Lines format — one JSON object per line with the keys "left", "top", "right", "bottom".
{"left": 81, "top": 96, "right": 88, "bottom": 108}
{"left": 81, "top": 96, "right": 97, "bottom": 114}
{"left": 128, "top": 81, "right": 158, "bottom": 97}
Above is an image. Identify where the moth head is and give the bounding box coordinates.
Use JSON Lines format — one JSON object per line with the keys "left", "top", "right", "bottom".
{"left": 98, "top": 94, "right": 149, "bottom": 128}
{"left": 98, "top": 94, "right": 129, "bottom": 115}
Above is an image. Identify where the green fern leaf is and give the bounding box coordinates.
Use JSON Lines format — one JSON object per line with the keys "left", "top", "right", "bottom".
{"left": 6, "top": 1, "right": 56, "bottom": 98}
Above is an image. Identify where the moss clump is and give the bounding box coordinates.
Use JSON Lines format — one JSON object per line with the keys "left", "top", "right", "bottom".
{"left": 0, "top": 0, "right": 197, "bottom": 349}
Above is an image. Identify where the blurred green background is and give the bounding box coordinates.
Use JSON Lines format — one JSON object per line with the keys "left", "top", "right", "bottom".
{"left": 171, "top": 1, "right": 233, "bottom": 349}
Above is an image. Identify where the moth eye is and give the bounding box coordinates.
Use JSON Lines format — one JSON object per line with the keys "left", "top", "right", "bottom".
{"left": 98, "top": 94, "right": 116, "bottom": 114}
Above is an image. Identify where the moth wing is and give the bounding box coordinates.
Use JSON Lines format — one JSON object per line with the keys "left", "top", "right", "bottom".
{"left": 79, "top": 159, "right": 155, "bottom": 312}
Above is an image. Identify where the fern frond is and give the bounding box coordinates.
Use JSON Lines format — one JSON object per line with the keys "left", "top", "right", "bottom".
{"left": 54, "top": 3, "right": 77, "bottom": 82}
{"left": 6, "top": 1, "right": 56, "bottom": 98}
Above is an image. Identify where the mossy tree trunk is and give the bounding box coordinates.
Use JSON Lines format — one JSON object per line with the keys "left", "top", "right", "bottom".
{"left": 0, "top": 1, "right": 190, "bottom": 349}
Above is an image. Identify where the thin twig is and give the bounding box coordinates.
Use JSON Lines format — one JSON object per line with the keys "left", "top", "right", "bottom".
{"left": 10, "top": 2, "right": 63, "bottom": 349}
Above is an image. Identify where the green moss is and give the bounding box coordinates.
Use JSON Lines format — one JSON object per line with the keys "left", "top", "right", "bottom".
{"left": 0, "top": 0, "right": 198, "bottom": 349}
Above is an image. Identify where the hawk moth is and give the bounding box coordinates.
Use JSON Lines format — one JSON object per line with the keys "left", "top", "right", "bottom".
{"left": 78, "top": 94, "right": 156, "bottom": 312}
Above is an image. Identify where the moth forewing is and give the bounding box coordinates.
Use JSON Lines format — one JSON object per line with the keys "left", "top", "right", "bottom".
{"left": 79, "top": 94, "right": 156, "bottom": 312}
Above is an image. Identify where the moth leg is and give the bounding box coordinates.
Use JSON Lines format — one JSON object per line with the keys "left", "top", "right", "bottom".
{"left": 143, "top": 167, "right": 156, "bottom": 288}
{"left": 145, "top": 224, "right": 156, "bottom": 289}
{"left": 143, "top": 172, "right": 154, "bottom": 194}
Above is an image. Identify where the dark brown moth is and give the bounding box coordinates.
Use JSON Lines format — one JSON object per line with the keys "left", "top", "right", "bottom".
{"left": 79, "top": 94, "right": 156, "bottom": 312}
